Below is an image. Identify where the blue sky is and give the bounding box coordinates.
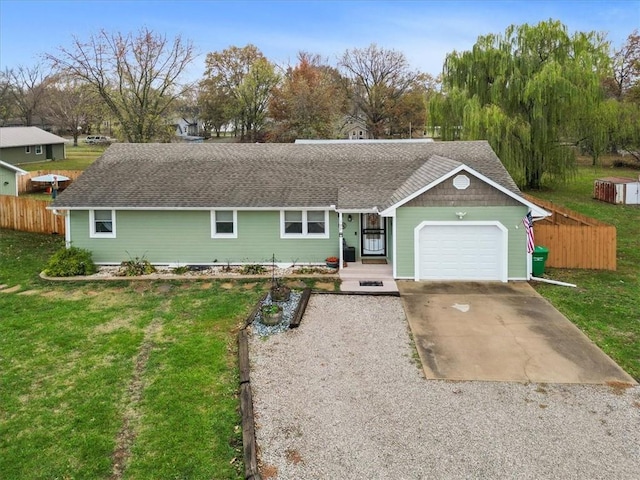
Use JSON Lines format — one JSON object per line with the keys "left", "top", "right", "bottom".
{"left": 1, "top": 0, "right": 638, "bottom": 79}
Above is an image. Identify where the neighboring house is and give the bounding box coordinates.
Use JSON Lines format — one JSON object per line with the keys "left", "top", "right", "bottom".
{"left": 341, "top": 117, "right": 370, "bottom": 140}
{"left": 50, "top": 141, "right": 548, "bottom": 282}
{"left": 0, "top": 160, "right": 28, "bottom": 196}
{"left": 0, "top": 127, "right": 67, "bottom": 165}
{"left": 173, "top": 118, "right": 203, "bottom": 140}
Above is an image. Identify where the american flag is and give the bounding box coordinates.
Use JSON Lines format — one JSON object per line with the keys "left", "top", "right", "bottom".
{"left": 523, "top": 212, "right": 535, "bottom": 254}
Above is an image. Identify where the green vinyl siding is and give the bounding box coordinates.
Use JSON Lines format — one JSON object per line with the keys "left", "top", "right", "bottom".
{"left": 69, "top": 210, "right": 339, "bottom": 264}
{"left": 0, "top": 144, "right": 65, "bottom": 165}
{"left": 394, "top": 205, "right": 528, "bottom": 279}
{"left": 0, "top": 166, "right": 18, "bottom": 196}
{"left": 341, "top": 215, "right": 360, "bottom": 259}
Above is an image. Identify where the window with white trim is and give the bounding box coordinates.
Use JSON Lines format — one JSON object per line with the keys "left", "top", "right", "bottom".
{"left": 280, "top": 210, "right": 329, "bottom": 238}
{"left": 25, "top": 146, "right": 31, "bottom": 154}
{"left": 35, "top": 145, "right": 43, "bottom": 155}
{"left": 90, "top": 210, "right": 116, "bottom": 238}
{"left": 211, "top": 210, "right": 237, "bottom": 238}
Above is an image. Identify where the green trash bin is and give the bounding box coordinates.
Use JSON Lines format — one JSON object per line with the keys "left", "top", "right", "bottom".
{"left": 532, "top": 246, "right": 549, "bottom": 276}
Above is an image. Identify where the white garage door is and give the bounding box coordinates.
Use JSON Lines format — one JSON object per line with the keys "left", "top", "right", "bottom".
{"left": 417, "top": 223, "right": 506, "bottom": 281}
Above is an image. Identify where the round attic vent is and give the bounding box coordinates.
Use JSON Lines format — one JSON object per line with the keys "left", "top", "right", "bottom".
{"left": 453, "top": 174, "right": 470, "bottom": 190}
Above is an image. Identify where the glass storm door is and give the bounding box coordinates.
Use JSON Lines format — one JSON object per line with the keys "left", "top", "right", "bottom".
{"left": 361, "top": 213, "right": 386, "bottom": 256}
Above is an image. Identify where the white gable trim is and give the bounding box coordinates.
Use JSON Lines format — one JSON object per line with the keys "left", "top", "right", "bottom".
{"left": 379, "top": 164, "right": 549, "bottom": 218}
{"left": 0, "top": 160, "right": 28, "bottom": 174}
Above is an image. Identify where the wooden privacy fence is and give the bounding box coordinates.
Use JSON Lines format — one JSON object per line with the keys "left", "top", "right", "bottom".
{"left": 524, "top": 194, "right": 616, "bottom": 270}
{"left": 18, "top": 170, "right": 83, "bottom": 194}
{"left": 0, "top": 196, "right": 65, "bottom": 235}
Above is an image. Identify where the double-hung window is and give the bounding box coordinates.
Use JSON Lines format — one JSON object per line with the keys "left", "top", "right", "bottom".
{"left": 281, "top": 210, "right": 329, "bottom": 238}
{"left": 35, "top": 145, "right": 43, "bottom": 155}
{"left": 211, "top": 210, "right": 237, "bottom": 238}
{"left": 90, "top": 210, "right": 116, "bottom": 238}
{"left": 25, "top": 146, "right": 31, "bottom": 154}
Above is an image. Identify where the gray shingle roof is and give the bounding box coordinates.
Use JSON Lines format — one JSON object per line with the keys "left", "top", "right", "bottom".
{"left": 52, "top": 141, "right": 522, "bottom": 210}
{"left": 0, "top": 127, "right": 67, "bottom": 148}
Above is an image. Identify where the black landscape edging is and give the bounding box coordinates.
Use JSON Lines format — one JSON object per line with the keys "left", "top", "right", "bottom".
{"left": 289, "top": 287, "right": 311, "bottom": 328}
{"left": 244, "top": 292, "right": 269, "bottom": 328}
{"left": 239, "top": 382, "right": 260, "bottom": 480}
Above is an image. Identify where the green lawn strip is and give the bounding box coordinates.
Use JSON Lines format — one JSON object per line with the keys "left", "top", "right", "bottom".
{"left": 125, "top": 283, "right": 261, "bottom": 480}
{"left": 0, "top": 291, "right": 159, "bottom": 479}
{"left": 1, "top": 228, "right": 264, "bottom": 478}
{"left": 530, "top": 164, "right": 640, "bottom": 380}
{"left": 0, "top": 230, "right": 64, "bottom": 288}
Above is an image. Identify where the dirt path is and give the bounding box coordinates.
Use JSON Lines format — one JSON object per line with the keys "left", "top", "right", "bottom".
{"left": 109, "top": 305, "right": 166, "bottom": 480}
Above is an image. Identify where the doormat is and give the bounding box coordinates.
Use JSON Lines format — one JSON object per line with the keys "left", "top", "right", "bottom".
{"left": 361, "top": 258, "right": 387, "bottom": 265}
{"left": 359, "top": 281, "right": 384, "bottom": 287}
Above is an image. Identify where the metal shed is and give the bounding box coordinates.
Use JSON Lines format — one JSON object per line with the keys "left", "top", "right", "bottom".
{"left": 594, "top": 177, "right": 640, "bottom": 205}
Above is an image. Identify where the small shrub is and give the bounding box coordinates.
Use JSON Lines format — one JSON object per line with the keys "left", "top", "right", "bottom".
{"left": 294, "top": 266, "right": 326, "bottom": 275}
{"left": 240, "top": 264, "right": 266, "bottom": 275}
{"left": 118, "top": 255, "right": 156, "bottom": 276}
{"left": 45, "top": 246, "right": 97, "bottom": 277}
{"left": 171, "top": 265, "right": 190, "bottom": 275}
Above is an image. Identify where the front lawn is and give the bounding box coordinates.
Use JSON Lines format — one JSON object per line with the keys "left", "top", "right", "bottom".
{"left": 529, "top": 163, "right": 640, "bottom": 380}
{"left": 0, "top": 229, "right": 260, "bottom": 479}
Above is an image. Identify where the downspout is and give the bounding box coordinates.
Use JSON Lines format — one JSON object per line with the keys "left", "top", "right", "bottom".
{"left": 338, "top": 211, "right": 344, "bottom": 271}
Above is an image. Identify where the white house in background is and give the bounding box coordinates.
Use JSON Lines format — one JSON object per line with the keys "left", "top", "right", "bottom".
{"left": 173, "top": 118, "right": 202, "bottom": 138}
{"left": 338, "top": 116, "right": 370, "bottom": 140}
{"left": 0, "top": 160, "right": 28, "bottom": 196}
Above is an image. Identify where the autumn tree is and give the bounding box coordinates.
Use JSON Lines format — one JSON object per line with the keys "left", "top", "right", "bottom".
{"left": 603, "top": 30, "right": 640, "bottom": 102}
{"left": 1, "top": 65, "right": 54, "bottom": 126}
{"left": 47, "top": 28, "right": 196, "bottom": 143}
{"left": 339, "top": 44, "right": 419, "bottom": 138}
{"left": 198, "top": 84, "right": 233, "bottom": 138}
{"left": 202, "top": 44, "right": 277, "bottom": 141}
{"left": 0, "top": 72, "right": 14, "bottom": 124}
{"left": 430, "top": 20, "right": 611, "bottom": 189}
{"left": 386, "top": 73, "right": 438, "bottom": 138}
{"left": 236, "top": 57, "right": 279, "bottom": 142}
{"left": 269, "top": 52, "right": 347, "bottom": 142}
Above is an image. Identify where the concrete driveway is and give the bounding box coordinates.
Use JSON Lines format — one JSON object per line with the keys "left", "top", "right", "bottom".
{"left": 398, "top": 281, "right": 637, "bottom": 384}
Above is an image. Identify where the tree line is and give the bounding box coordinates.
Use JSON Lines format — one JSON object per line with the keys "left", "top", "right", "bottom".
{"left": 0, "top": 21, "right": 638, "bottom": 189}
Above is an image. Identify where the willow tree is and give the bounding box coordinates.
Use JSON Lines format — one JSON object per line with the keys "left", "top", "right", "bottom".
{"left": 339, "top": 44, "right": 419, "bottom": 139}
{"left": 430, "top": 20, "right": 611, "bottom": 189}
{"left": 269, "top": 52, "right": 347, "bottom": 142}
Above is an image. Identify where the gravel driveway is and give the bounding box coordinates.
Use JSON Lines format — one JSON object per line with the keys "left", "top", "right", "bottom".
{"left": 249, "top": 295, "right": 640, "bottom": 479}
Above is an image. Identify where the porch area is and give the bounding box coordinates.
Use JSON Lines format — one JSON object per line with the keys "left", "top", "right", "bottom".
{"left": 339, "top": 261, "right": 398, "bottom": 293}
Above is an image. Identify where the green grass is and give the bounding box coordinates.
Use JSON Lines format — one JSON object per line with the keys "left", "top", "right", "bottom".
{"left": 528, "top": 162, "right": 640, "bottom": 380}
{"left": 0, "top": 229, "right": 261, "bottom": 479}
{"left": 22, "top": 143, "right": 107, "bottom": 171}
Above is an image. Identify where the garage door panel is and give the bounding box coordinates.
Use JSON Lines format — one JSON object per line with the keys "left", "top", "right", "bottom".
{"left": 417, "top": 224, "right": 505, "bottom": 281}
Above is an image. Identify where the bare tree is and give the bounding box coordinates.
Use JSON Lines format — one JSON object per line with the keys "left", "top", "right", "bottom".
{"left": 339, "top": 44, "right": 419, "bottom": 138}
{"left": 47, "top": 28, "right": 196, "bottom": 142}
{"left": 604, "top": 30, "right": 640, "bottom": 101}
{"left": 2, "top": 65, "right": 54, "bottom": 126}
{"left": 45, "top": 74, "right": 99, "bottom": 146}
